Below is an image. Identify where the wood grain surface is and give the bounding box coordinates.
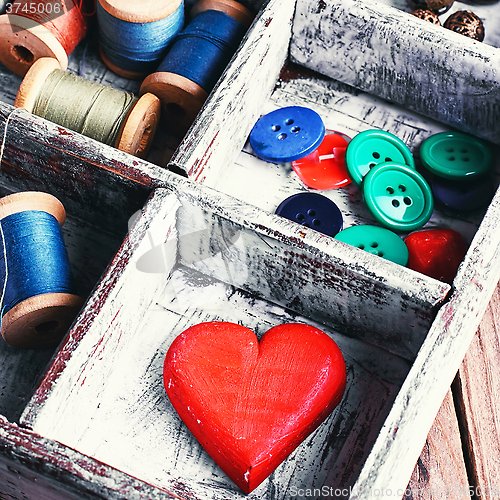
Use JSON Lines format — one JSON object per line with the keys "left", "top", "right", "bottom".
{"left": 405, "top": 390, "right": 470, "bottom": 499}
{"left": 453, "top": 284, "right": 500, "bottom": 500}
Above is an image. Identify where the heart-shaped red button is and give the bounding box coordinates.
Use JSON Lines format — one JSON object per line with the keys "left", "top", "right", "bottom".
{"left": 163, "top": 321, "right": 346, "bottom": 493}
{"left": 404, "top": 227, "right": 468, "bottom": 284}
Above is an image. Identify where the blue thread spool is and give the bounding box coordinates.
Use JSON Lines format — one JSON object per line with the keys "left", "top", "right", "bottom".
{"left": 0, "top": 192, "right": 83, "bottom": 349}
{"left": 140, "top": 0, "right": 253, "bottom": 136}
{"left": 97, "top": 0, "right": 185, "bottom": 80}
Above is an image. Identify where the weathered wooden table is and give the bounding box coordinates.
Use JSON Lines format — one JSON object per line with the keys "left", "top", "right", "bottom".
{"left": 406, "top": 283, "right": 500, "bottom": 500}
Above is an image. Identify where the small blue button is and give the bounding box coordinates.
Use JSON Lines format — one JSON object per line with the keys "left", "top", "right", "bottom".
{"left": 250, "top": 106, "right": 325, "bottom": 163}
{"left": 275, "top": 192, "right": 343, "bottom": 237}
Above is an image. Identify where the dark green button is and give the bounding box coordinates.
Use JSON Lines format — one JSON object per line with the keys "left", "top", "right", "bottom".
{"left": 345, "top": 130, "right": 415, "bottom": 187}
{"left": 363, "top": 162, "right": 434, "bottom": 231}
{"left": 420, "top": 131, "right": 492, "bottom": 179}
{"left": 334, "top": 225, "right": 409, "bottom": 265}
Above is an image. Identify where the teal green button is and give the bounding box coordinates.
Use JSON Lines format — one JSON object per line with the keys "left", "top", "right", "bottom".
{"left": 363, "top": 162, "right": 434, "bottom": 231}
{"left": 345, "top": 130, "right": 415, "bottom": 187}
{"left": 334, "top": 224, "right": 409, "bottom": 265}
{"left": 420, "top": 131, "right": 492, "bottom": 179}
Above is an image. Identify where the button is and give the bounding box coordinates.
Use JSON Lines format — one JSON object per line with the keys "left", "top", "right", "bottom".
{"left": 275, "top": 192, "right": 342, "bottom": 237}
{"left": 362, "top": 162, "right": 434, "bottom": 231}
{"left": 404, "top": 228, "right": 467, "bottom": 284}
{"left": 250, "top": 106, "right": 325, "bottom": 163}
{"left": 334, "top": 225, "right": 409, "bottom": 265}
{"left": 291, "top": 131, "right": 351, "bottom": 190}
{"left": 345, "top": 130, "right": 415, "bottom": 187}
{"left": 420, "top": 131, "right": 492, "bottom": 179}
{"left": 431, "top": 174, "right": 495, "bottom": 212}
{"left": 443, "top": 10, "right": 485, "bottom": 42}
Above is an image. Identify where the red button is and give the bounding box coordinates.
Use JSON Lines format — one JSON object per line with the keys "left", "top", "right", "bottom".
{"left": 291, "top": 131, "right": 351, "bottom": 190}
{"left": 404, "top": 228, "right": 467, "bottom": 284}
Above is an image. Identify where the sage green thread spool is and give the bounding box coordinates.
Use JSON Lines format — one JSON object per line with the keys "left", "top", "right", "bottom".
{"left": 15, "top": 57, "right": 160, "bottom": 158}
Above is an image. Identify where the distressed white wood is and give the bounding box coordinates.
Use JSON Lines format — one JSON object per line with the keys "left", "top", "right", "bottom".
{"left": 22, "top": 187, "right": 415, "bottom": 499}
{"left": 349, "top": 191, "right": 500, "bottom": 499}
{"left": 0, "top": 0, "right": 500, "bottom": 497}
{"left": 290, "top": 0, "right": 500, "bottom": 144}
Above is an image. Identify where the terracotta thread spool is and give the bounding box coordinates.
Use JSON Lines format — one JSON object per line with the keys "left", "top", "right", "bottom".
{"left": 97, "top": 0, "right": 185, "bottom": 80}
{"left": 0, "top": 0, "right": 95, "bottom": 76}
{"left": 140, "top": 0, "right": 253, "bottom": 137}
{"left": 0, "top": 192, "right": 84, "bottom": 349}
{"left": 14, "top": 58, "right": 161, "bottom": 159}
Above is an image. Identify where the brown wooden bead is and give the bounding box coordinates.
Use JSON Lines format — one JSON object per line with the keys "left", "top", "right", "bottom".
{"left": 410, "top": 9, "right": 441, "bottom": 25}
{"left": 411, "top": 0, "right": 454, "bottom": 14}
{"left": 443, "top": 10, "right": 485, "bottom": 42}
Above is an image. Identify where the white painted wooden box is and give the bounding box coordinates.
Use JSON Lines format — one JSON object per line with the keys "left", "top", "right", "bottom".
{"left": 0, "top": 0, "right": 499, "bottom": 499}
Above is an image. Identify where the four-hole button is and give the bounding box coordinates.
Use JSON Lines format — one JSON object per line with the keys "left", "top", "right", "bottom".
{"left": 345, "top": 129, "right": 415, "bottom": 187}
{"left": 249, "top": 106, "right": 325, "bottom": 163}
{"left": 275, "top": 192, "right": 343, "bottom": 237}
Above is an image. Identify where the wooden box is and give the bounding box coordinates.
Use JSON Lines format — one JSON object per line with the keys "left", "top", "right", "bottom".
{"left": 0, "top": 0, "right": 499, "bottom": 499}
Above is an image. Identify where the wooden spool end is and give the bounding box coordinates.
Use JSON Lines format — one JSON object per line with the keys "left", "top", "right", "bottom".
{"left": 0, "top": 192, "right": 83, "bottom": 350}
{"left": 139, "top": 72, "right": 208, "bottom": 138}
{"left": 98, "top": 0, "right": 183, "bottom": 23}
{"left": 98, "top": 45, "right": 146, "bottom": 81}
{"left": 0, "top": 15, "right": 67, "bottom": 77}
{"left": 14, "top": 57, "right": 60, "bottom": 112}
{"left": 190, "top": 0, "right": 254, "bottom": 28}
{"left": 116, "top": 92, "right": 161, "bottom": 158}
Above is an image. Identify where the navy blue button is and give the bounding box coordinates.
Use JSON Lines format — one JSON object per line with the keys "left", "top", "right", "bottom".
{"left": 250, "top": 106, "right": 325, "bottom": 163}
{"left": 275, "top": 192, "right": 343, "bottom": 237}
{"left": 431, "top": 175, "right": 495, "bottom": 212}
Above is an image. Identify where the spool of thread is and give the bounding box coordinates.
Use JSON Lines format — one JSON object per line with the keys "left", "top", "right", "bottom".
{"left": 0, "top": 0, "right": 95, "bottom": 76}
{"left": 14, "top": 58, "right": 161, "bottom": 158}
{"left": 97, "top": 0, "right": 185, "bottom": 80}
{"left": 140, "top": 0, "right": 253, "bottom": 136}
{"left": 0, "top": 191, "right": 83, "bottom": 349}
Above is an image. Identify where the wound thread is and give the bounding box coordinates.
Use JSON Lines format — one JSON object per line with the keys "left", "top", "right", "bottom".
{"left": 97, "top": 0, "right": 184, "bottom": 77}
{"left": 31, "top": 68, "right": 137, "bottom": 146}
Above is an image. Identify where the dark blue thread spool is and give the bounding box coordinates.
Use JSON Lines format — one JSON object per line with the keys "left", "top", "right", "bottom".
{"left": 0, "top": 192, "right": 83, "bottom": 349}
{"left": 97, "top": 0, "right": 185, "bottom": 80}
{"left": 140, "top": 0, "right": 253, "bottom": 136}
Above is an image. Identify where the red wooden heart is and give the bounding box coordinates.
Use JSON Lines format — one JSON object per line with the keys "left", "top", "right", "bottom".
{"left": 163, "top": 321, "right": 346, "bottom": 493}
